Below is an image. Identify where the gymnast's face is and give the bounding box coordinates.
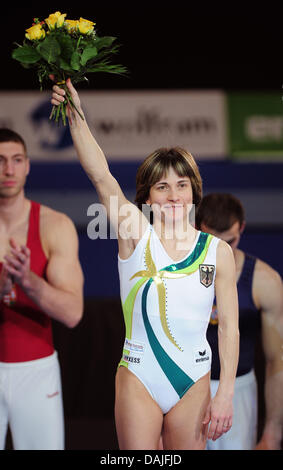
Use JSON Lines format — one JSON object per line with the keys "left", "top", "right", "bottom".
{"left": 146, "top": 166, "right": 193, "bottom": 225}
{"left": 0, "top": 141, "right": 30, "bottom": 199}
{"left": 201, "top": 220, "right": 245, "bottom": 252}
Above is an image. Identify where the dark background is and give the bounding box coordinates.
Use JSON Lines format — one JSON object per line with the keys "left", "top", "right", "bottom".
{"left": 1, "top": 4, "right": 282, "bottom": 91}
{"left": 1, "top": 4, "right": 282, "bottom": 450}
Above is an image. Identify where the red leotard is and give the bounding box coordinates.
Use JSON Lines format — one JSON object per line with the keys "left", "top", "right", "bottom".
{"left": 0, "top": 201, "right": 54, "bottom": 362}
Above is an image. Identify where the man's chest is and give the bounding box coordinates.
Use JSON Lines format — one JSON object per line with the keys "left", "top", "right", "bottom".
{"left": 0, "top": 223, "right": 29, "bottom": 263}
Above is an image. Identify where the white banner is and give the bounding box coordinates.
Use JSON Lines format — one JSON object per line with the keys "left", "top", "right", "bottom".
{"left": 0, "top": 90, "right": 227, "bottom": 161}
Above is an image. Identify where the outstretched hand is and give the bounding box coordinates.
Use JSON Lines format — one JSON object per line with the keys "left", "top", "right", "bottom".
{"left": 49, "top": 75, "right": 83, "bottom": 124}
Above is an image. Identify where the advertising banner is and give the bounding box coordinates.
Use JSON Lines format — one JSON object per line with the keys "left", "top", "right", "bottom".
{"left": 227, "top": 92, "right": 283, "bottom": 160}
{"left": 0, "top": 90, "right": 227, "bottom": 161}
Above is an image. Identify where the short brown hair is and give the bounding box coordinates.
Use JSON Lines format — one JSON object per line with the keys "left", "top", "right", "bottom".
{"left": 135, "top": 147, "right": 202, "bottom": 210}
{"left": 0, "top": 128, "right": 27, "bottom": 154}
{"left": 196, "top": 193, "right": 245, "bottom": 231}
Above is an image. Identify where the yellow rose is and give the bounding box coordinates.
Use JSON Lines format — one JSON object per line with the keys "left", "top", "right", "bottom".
{"left": 77, "top": 17, "right": 95, "bottom": 34}
{"left": 45, "top": 11, "right": 66, "bottom": 29}
{"left": 25, "top": 24, "right": 46, "bottom": 41}
{"left": 65, "top": 19, "right": 79, "bottom": 33}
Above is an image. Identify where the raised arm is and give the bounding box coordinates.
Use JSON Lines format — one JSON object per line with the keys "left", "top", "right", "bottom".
{"left": 51, "top": 79, "right": 144, "bottom": 250}
{"left": 4, "top": 209, "right": 84, "bottom": 328}
{"left": 203, "top": 240, "right": 239, "bottom": 441}
{"left": 253, "top": 260, "right": 283, "bottom": 449}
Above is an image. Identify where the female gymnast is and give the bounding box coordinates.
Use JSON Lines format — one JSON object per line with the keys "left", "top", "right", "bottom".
{"left": 51, "top": 79, "right": 239, "bottom": 450}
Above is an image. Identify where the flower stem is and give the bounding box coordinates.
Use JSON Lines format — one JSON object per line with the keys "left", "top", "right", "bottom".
{"left": 55, "top": 103, "right": 61, "bottom": 123}
{"left": 49, "top": 83, "right": 84, "bottom": 126}
{"left": 65, "top": 90, "right": 85, "bottom": 121}
{"left": 61, "top": 102, "right": 66, "bottom": 126}
{"left": 49, "top": 105, "right": 56, "bottom": 121}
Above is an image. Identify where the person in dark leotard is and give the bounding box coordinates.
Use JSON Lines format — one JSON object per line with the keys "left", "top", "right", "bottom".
{"left": 196, "top": 193, "right": 283, "bottom": 450}
{"left": 0, "top": 128, "right": 84, "bottom": 449}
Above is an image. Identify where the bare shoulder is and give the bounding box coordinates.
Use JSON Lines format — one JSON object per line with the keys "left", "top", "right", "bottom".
{"left": 215, "top": 239, "right": 236, "bottom": 282}
{"left": 41, "top": 204, "right": 76, "bottom": 226}
{"left": 253, "top": 257, "right": 282, "bottom": 300}
{"left": 40, "top": 205, "right": 78, "bottom": 256}
{"left": 252, "top": 256, "right": 283, "bottom": 313}
{"left": 216, "top": 239, "right": 234, "bottom": 263}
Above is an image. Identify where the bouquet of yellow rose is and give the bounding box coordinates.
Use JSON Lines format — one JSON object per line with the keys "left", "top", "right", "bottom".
{"left": 12, "top": 11, "right": 127, "bottom": 125}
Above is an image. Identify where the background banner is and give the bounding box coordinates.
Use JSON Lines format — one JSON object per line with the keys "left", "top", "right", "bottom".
{"left": 227, "top": 92, "right": 283, "bottom": 160}
{"left": 0, "top": 90, "right": 227, "bottom": 160}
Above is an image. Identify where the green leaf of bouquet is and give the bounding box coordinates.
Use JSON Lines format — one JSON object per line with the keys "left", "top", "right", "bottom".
{"left": 86, "top": 63, "right": 127, "bottom": 74}
{"left": 56, "top": 34, "right": 75, "bottom": 61}
{"left": 59, "top": 57, "right": 73, "bottom": 72}
{"left": 70, "top": 50, "right": 81, "bottom": 71}
{"left": 37, "top": 36, "right": 61, "bottom": 63}
{"left": 80, "top": 47, "right": 98, "bottom": 66}
{"left": 12, "top": 45, "right": 41, "bottom": 64}
{"left": 94, "top": 36, "right": 116, "bottom": 50}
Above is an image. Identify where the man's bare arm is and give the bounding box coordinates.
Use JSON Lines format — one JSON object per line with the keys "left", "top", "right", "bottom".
{"left": 254, "top": 260, "right": 283, "bottom": 449}
{"left": 4, "top": 211, "right": 84, "bottom": 328}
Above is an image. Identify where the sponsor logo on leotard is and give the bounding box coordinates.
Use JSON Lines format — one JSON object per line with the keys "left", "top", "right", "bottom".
{"left": 124, "top": 338, "right": 145, "bottom": 354}
{"left": 199, "top": 264, "right": 215, "bottom": 288}
{"left": 122, "top": 353, "right": 141, "bottom": 365}
{"left": 194, "top": 348, "right": 210, "bottom": 364}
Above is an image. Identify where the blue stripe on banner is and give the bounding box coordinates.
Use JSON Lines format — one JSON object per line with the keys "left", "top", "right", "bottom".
{"left": 26, "top": 161, "right": 283, "bottom": 190}
{"left": 197, "top": 160, "right": 283, "bottom": 190}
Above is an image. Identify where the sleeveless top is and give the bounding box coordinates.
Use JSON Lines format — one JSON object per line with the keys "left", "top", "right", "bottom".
{"left": 0, "top": 201, "right": 54, "bottom": 362}
{"left": 207, "top": 253, "right": 260, "bottom": 379}
{"left": 118, "top": 224, "right": 220, "bottom": 390}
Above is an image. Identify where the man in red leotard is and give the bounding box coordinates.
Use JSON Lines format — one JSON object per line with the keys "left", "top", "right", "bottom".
{"left": 0, "top": 128, "right": 84, "bottom": 450}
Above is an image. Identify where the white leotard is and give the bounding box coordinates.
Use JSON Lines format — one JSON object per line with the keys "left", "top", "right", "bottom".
{"left": 118, "top": 224, "right": 220, "bottom": 414}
